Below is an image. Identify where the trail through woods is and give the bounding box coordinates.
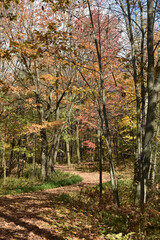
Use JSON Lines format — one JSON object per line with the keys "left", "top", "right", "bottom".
{"left": 0, "top": 165, "right": 110, "bottom": 240}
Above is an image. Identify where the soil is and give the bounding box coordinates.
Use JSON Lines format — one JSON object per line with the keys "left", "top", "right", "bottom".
{"left": 0, "top": 165, "right": 110, "bottom": 240}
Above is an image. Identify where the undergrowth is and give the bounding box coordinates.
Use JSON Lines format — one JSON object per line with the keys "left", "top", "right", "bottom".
{"left": 0, "top": 166, "right": 82, "bottom": 195}
{"left": 52, "top": 179, "right": 160, "bottom": 239}
{"left": 75, "top": 162, "right": 109, "bottom": 172}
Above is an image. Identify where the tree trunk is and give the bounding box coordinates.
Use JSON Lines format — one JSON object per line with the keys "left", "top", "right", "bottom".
{"left": 104, "top": 119, "right": 120, "bottom": 207}
{"left": 140, "top": 0, "right": 160, "bottom": 204}
{"left": 16, "top": 137, "right": 21, "bottom": 178}
{"left": 87, "top": 0, "right": 120, "bottom": 207}
{"left": 53, "top": 135, "right": 60, "bottom": 164}
{"left": 32, "top": 134, "right": 36, "bottom": 175}
{"left": 76, "top": 122, "right": 81, "bottom": 165}
{"left": 66, "top": 139, "right": 71, "bottom": 168}
{"left": 151, "top": 133, "right": 158, "bottom": 185}
{"left": 41, "top": 128, "right": 48, "bottom": 181}
{"left": 48, "top": 131, "right": 61, "bottom": 176}
{"left": 98, "top": 127, "right": 103, "bottom": 199}
{"left": 8, "top": 138, "right": 15, "bottom": 175}
{"left": 3, "top": 142, "right": 6, "bottom": 185}
{"left": 151, "top": 111, "right": 160, "bottom": 185}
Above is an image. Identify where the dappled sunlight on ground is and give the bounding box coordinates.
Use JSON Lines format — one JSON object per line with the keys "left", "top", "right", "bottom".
{"left": 0, "top": 165, "right": 110, "bottom": 239}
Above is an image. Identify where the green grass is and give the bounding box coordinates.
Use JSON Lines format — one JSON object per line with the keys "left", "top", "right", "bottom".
{"left": 94, "top": 179, "right": 133, "bottom": 190}
{"left": 55, "top": 193, "right": 72, "bottom": 203}
{"left": 0, "top": 168, "right": 82, "bottom": 195}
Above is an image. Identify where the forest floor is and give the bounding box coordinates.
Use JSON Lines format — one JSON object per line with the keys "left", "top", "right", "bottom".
{"left": 0, "top": 165, "right": 111, "bottom": 240}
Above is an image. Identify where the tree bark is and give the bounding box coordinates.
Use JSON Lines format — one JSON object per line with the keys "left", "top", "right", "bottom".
{"left": 76, "top": 121, "right": 81, "bottom": 165}
{"left": 40, "top": 128, "right": 48, "bottom": 181}
{"left": 33, "top": 134, "right": 36, "bottom": 174}
{"left": 16, "top": 137, "right": 21, "bottom": 178}
{"left": 140, "top": 0, "right": 160, "bottom": 204}
{"left": 3, "top": 142, "right": 6, "bottom": 185}
{"left": 66, "top": 139, "right": 71, "bottom": 168}
{"left": 98, "top": 127, "right": 103, "bottom": 199}
{"left": 34, "top": 61, "right": 49, "bottom": 181}
{"left": 9, "top": 138, "right": 15, "bottom": 175}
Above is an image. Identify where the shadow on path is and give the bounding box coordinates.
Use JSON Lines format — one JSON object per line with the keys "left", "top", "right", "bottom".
{"left": 0, "top": 165, "right": 110, "bottom": 239}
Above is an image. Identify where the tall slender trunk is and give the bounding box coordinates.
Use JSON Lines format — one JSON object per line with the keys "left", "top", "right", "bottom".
{"left": 87, "top": 0, "right": 120, "bottom": 206}
{"left": 9, "top": 138, "right": 15, "bottom": 175}
{"left": 140, "top": 0, "right": 160, "bottom": 204}
{"left": 16, "top": 137, "right": 21, "bottom": 178}
{"left": 151, "top": 124, "right": 159, "bottom": 184}
{"left": 48, "top": 79, "right": 60, "bottom": 175}
{"left": 126, "top": 0, "right": 141, "bottom": 184}
{"left": 48, "top": 128, "right": 61, "bottom": 177}
{"left": 103, "top": 108, "right": 120, "bottom": 207}
{"left": 66, "top": 139, "right": 71, "bottom": 168}
{"left": 33, "top": 134, "right": 36, "bottom": 174}
{"left": 151, "top": 100, "right": 160, "bottom": 185}
{"left": 98, "top": 127, "right": 103, "bottom": 199}
{"left": 3, "top": 142, "right": 6, "bottom": 185}
{"left": 53, "top": 135, "right": 60, "bottom": 164}
{"left": 118, "top": 0, "right": 144, "bottom": 205}
{"left": 76, "top": 121, "right": 81, "bottom": 165}
{"left": 40, "top": 128, "right": 48, "bottom": 181}
{"left": 34, "top": 61, "right": 48, "bottom": 181}
{"left": 23, "top": 135, "right": 28, "bottom": 170}
{"left": 41, "top": 128, "right": 48, "bottom": 181}
{"left": 139, "top": 1, "right": 146, "bottom": 147}
{"left": 134, "top": 2, "right": 146, "bottom": 205}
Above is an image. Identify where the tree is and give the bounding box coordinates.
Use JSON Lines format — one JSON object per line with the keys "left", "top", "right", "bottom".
{"left": 0, "top": 0, "right": 76, "bottom": 179}
{"left": 117, "top": 0, "right": 160, "bottom": 204}
{"left": 140, "top": 0, "right": 160, "bottom": 204}
{"left": 68, "top": 0, "right": 124, "bottom": 206}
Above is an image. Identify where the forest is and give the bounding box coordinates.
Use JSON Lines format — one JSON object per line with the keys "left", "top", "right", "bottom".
{"left": 0, "top": 0, "right": 160, "bottom": 239}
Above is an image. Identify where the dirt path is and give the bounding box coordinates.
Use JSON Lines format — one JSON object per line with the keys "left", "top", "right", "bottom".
{"left": 55, "top": 165, "right": 110, "bottom": 186}
{"left": 0, "top": 165, "right": 110, "bottom": 240}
